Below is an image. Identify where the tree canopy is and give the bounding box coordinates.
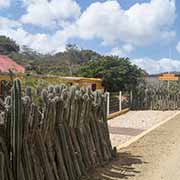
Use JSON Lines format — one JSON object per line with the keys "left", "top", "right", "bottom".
{"left": 78, "top": 56, "right": 145, "bottom": 92}
{"left": 0, "top": 36, "right": 20, "bottom": 54}
{"left": 0, "top": 36, "right": 145, "bottom": 92}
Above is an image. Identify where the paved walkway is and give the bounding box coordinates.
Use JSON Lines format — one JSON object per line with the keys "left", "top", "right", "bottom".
{"left": 108, "top": 110, "right": 178, "bottom": 147}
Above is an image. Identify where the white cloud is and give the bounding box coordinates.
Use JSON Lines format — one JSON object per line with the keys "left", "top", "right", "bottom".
{"left": 0, "top": 3, "right": 77, "bottom": 55}
{"left": 0, "top": 17, "right": 21, "bottom": 29}
{"left": 21, "top": 0, "right": 81, "bottom": 28}
{"left": 76, "top": 0, "right": 176, "bottom": 46}
{"left": 132, "top": 58, "right": 180, "bottom": 74}
{"left": 0, "top": 0, "right": 10, "bottom": 8}
{"left": 110, "top": 44, "right": 134, "bottom": 57}
{"left": 176, "top": 41, "right": 180, "bottom": 53}
{"left": 122, "top": 44, "right": 134, "bottom": 53}
{"left": 0, "top": 27, "right": 71, "bottom": 54}
{"left": 0, "top": 0, "right": 177, "bottom": 55}
{"left": 0, "top": 19, "right": 76, "bottom": 54}
{"left": 110, "top": 47, "right": 126, "bottom": 57}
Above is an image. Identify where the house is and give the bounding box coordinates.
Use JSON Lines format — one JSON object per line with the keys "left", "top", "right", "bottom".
{"left": 25, "top": 75, "right": 104, "bottom": 92}
{"left": 145, "top": 72, "right": 180, "bottom": 86}
{"left": 0, "top": 55, "right": 25, "bottom": 73}
{"left": 0, "top": 55, "right": 25, "bottom": 99}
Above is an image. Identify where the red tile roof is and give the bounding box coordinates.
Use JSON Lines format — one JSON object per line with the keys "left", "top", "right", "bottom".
{"left": 0, "top": 55, "right": 25, "bottom": 73}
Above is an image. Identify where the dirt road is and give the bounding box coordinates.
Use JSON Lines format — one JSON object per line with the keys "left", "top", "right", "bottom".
{"left": 87, "top": 113, "right": 180, "bottom": 180}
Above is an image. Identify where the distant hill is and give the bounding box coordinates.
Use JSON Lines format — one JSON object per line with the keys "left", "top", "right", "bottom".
{"left": 0, "top": 36, "right": 100, "bottom": 76}
{"left": 0, "top": 36, "right": 146, "bottom": 92}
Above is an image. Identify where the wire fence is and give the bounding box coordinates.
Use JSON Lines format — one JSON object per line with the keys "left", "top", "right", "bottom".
{"left": 107, "top": 91, "right": 131, "bottom": 115}
{"left": 122, "top": 91, "right": 131, "bottom": 110}
{"left": 109, "top": 92, "right": 120, "bottom": 114}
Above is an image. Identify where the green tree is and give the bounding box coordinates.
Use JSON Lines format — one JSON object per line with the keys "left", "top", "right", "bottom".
{"left": 80, "top": 49, "right": 100, "bottom": 61}
{"left": 64, "top": 44, "right": 81, "bottom": 75}
{"left": 78, "top": 56, "right": 145, "bottom": 92}
{"left": 0, "top": 36, "right": 20, "bottom": 54}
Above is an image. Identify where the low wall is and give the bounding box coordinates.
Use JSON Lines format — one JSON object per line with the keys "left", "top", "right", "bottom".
{"left": 108, "top": 108, "right": 129, "bottom": 120}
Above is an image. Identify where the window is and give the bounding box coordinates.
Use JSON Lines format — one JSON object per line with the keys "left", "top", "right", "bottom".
{"left": 92, "top": 83, "right": 96, "bottom": 91}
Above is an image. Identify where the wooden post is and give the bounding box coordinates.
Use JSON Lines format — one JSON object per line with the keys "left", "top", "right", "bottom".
{"left": 130, "top": 91, "right": 133, "bottom": 109}
{"left": 119, "top": 91, "right": 122, "bottom": 112}
{"left": 106, "top": 92, "right": 110, "bottom": 116}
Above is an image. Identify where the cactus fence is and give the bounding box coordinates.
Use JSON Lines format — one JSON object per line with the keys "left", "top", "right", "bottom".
{"left": 131, "top": 82, "right": 180, "bottom": 110}
{"left": 0, "top": 79, "right": 116, "bottom": 180}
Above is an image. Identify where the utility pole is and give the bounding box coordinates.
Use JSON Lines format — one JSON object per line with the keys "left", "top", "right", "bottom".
{"left": 167, "top": 47, "right": 172, "bottom": 107}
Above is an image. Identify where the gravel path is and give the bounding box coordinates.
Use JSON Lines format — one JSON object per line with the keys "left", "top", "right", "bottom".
{"left": 86, "top": 112, "right": 180, "bottom": 180}
{"left": 108, "top": 110, "right": 179, "bottom": 147}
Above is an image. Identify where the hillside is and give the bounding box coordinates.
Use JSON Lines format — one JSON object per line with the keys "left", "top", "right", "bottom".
{"left": 9, "top": 45, "right": 100, "bottom": 76}
{"left": 0, "top": 36, "right": 100, "bottom": 75}
{"left": 0, "top": 35, "right": 145, "bottom": 92}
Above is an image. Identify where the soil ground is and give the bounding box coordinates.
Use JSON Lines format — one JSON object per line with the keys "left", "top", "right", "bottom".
{"left": 86, "top": 112, "right": 180, "bottom": 180}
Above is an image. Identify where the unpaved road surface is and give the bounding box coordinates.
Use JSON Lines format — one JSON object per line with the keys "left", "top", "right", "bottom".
{"left": 87, "top": 113, "right": 180, "bottom": 180}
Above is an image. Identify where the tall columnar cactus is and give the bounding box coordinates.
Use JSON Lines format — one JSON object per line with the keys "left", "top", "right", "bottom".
{"left": 54, "top": 85, "right": 60, "bottom": 95}
{"left": 0, "top": 81, "right": 115, "bottom": 180}
{"left": 41, "top": 89, "right": 49, "bottom": 106}
{"left": 48, "top": 85, "right": 54, "bottom": 94}
{"left": 4, "top": 96, "right": 11, "bottom": 107}
{"left": 0, "top": 152, "right": 4, "bottom": 180}
{"left": 11, "top": 79, "right": 23, "bottom": 180}
{"left": 25, "top": 86, "right": 32, "bottom": 100}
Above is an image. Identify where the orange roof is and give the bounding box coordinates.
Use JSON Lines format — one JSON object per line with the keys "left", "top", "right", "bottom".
{"left": 0, "top": 55, "right": 25, "bottom": 73}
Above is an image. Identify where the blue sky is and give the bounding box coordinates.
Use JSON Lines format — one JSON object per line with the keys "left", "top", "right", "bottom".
{"left": 0, "top": 0, "right": 180, "bottom": 74}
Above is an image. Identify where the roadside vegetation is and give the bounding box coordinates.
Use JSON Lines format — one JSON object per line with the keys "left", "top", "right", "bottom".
{"left": 0, "top": 35, "right": 145, "bottom": 91}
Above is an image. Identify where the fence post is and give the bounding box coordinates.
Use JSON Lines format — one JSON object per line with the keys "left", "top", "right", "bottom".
{"left": 119, "top": 91, "right": 122, "bottom": 111}
{"left": 106, "top": 92, "right": 110, "bottom": 116}
{"left": 130, "top": 90, "right": 133, "bottom": 109}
